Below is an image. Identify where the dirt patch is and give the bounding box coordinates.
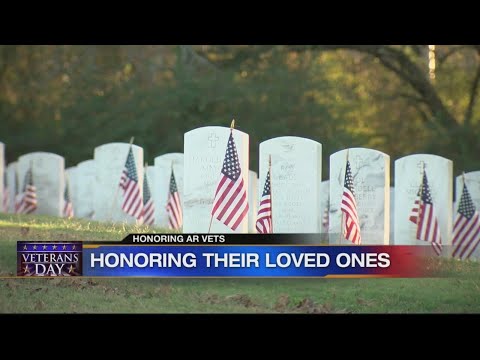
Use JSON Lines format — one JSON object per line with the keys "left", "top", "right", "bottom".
{"left": 274, "top": 296, "right": 351, "bottom": 314}
{"left": 154, "top": 284, "right": 173, "bottom": 297}
{"left": 225, "top": 294, "right": 256, "bottom": 308}
{"left": 204, "top": 293, "right": 259, "bottom": 308}
{"left": 274, "top": 294, "right": 291, "bottom": 312}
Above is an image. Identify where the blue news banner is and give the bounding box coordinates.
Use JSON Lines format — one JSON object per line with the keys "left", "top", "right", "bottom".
{"left": 16, "top": 235, "right": 427, "bottom": 277}
{"left": 82, "top": 242, "right": 424, "bottom": 278}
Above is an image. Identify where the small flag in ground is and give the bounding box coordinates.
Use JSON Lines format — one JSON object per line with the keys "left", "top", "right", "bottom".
{"left": 63, "top": 178, "right": 74, "bottom": 218}
{"left": 3, "top": 170, "right": 9, "bottom": 213}
{"left": 255, "top": 170, "right": 272, "bottom": 233}
{"left": 142, "top": 171, "right": 155, "bottom": 226}
{"left": 211, "top": 131, "right": 249, "bottom": 231}
{"left": 322, "top": 202, "right": 329, "bottom": 233}
{"left": 409, "top": 171, "right": 442, "bottom": 255}
{"left": 18, "top": 167, "right": 37, "bottom": 214}
{"left": 166, "top": 168, "right": 182, "bottom": 230}
{"left": 119, "top": 147, "right": 143, "bottom": 220}
{"left": 341, "top": 160, "right": 361, "bottom": 244}
{"left": 452, "top": 181, "right": 480, "bottom": 260}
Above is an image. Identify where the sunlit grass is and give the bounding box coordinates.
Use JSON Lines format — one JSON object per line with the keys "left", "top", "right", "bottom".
{"left": 1, "top": 213, "right": 480, "bottom": 313}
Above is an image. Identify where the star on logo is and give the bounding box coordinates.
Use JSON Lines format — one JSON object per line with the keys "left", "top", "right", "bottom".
{"left": 62, "top": 244, "right": 67, "bottom": 250}
{"left": 43, "top": 245, "right": 48, "bottom": 250}
{"left": 23, "top": 265, "right": 30, "bottom": 274}
{"left": 68, "top": 265, "right": 75, "bottom": 274}
{"left": 52, "top": 244, "right": 57, "bottom": 250}
{"left": 23, "top": 245, "right": 27, "bottom": 250}
{"left": 72, "top": 245, "right": 76, "bottom": 250}
{"left": 33, "top": 245, "right": 37, "bottom": 250}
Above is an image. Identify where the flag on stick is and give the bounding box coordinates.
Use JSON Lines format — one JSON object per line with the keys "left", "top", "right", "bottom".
{"left": 166, "top": 167, "right": 182, "bottom": 230}
{"left": 341, "top": 159, "right": 361, "bottom": 244}
{"left": 408, "top": 170, "right": 442, "bottom": 255}
{"left": 142, "top": 168, "right": 155, "bottom": 226}
{"left": 256, "top": 164, "right": 272, "bottom": 234}
{"left": 452, "top": 178, "right": 480, "bottom": 260}
{"left": 211, "top": 129, "right": 249, "bottom": 231}
{"left": 17, "top": 166, "right": 37, "bottom": 214}
{"left": 119, "top": 146, "right": 143, "bottom": 221}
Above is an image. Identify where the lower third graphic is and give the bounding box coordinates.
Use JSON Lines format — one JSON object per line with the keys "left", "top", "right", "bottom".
{"left": 17, "top": 242, "right": 83, "bottom": 276}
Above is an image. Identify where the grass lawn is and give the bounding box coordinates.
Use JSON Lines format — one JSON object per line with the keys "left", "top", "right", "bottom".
{"left": 1, "top": 213, "right": 480, "bottom": 313}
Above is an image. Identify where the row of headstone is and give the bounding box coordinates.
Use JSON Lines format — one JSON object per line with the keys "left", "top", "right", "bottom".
{"left": 1, "top": 128, "right": 476, "bottom": 259}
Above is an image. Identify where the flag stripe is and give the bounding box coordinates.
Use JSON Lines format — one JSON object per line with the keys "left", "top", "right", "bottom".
{"left": 341, "top": 160, "right": 361, "bottom": 245}
{"left": 119, "top": 148, "right": 143, "bottom": 221}
{"left": 211, "top": 131, "right": 249, "bottom": 231}
{"left": 409, "top": 171, "right": 442, "bottom": 255}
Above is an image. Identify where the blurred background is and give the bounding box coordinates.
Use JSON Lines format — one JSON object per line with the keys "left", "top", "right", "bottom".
{"left": 1, "top": 45, "right": 479, "bottom": 177}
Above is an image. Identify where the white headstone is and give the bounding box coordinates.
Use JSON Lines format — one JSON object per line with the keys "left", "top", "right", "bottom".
{"left": 394, "top": 154, "right": 453, "bottom": 250}
{"left": 249, "top": 170, "right": 258, "bottom": 233}
{"left": 390, "top": 187, "right": 395, "bottom": 243}
{"left": 320, "top": 180, "right": 330, "bottom": 233}
{"left": 329, "top": 148, "right": 390, "bottom": 245}
{"left": 454, "top": 171, "right": 480, "bottom": 260}
{"left": 6, "top": 162, "right": 18, "bottom": 213}
{"left": 0, "top": 142, "right": 4, "bottom": 211}
{"left": 259, "top": 136, "right": 322, "bottom": 233}
{"left": 154, "top": 153, "right": 184, "bottom": 229}
{"left": 93, "top": 143, "right": 144, "bottom": 223}
{"left": 183, "top": 126, "right": 249, "bottom": 233}
{"left": 65, "top": 167, "right": 78, "bottom": 217}
{"left": 75, "top": 160, "right": 95, "bottom": 219}
{"left": 17, "top": 152, "right": 65, "bottom": 216}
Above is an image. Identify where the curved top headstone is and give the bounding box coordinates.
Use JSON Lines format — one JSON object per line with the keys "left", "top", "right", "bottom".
{"left": 329, "top": 147, "right": 390, "bottom": 245}
{"left": 77, "top": 159, "right": 94, "bottom": 169}
{"left": 17, "top": 152, "right": 65, "bottom": 216}
{"left": 394, "top": 154, "right": 453, "bottom": 248}
{"left": 75, "top": 159, "right": 95, "bottom": 219}
{"left": 259, "top": 136, "right": 322, "bottom": 233}
{"left": 93, "top": 142, "right": 144, "bottom": 223}
{"left": 154, "top": 153, "right": 184, "bottom": 229}
{"left": 183, "top": 126, "right": 249, "bottom": 233}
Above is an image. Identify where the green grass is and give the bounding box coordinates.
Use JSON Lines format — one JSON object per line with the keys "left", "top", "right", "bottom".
{"left": 1, "top": 213, "right": 480, "bottom": 313}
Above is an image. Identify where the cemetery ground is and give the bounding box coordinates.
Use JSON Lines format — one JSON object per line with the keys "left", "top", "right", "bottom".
{"left": 1, "top": 214, "right": 480, "bottom": 313}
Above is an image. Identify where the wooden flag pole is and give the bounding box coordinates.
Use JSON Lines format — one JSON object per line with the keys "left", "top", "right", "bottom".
{"left": 269, "top": 154, "right": 274, "bottom": 233}
{"left": 339, "top": 149, "right": 349, "bottom": 245}
{"left": 108, "top": 137, "right": 134, "bottom": 222}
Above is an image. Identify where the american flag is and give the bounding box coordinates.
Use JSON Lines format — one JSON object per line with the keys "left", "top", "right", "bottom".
{"left": 452, "top": 181, "right": 480, "bottom": 260}
{"left": 119, "top": 147, "right": 143, "bottom": 221}
{"left": 255, "top": 170, "right": 272, "bottom": 233}
{"left": 2, "top": 170, "right": 9, "bottom": 213}
{"left": 341, "top": 160, "right": 361, "bottom": 244}
{"left": 142, "top": 170, "right": 155, "bottom": 226}
{"left": 211, "top": 131, "right": 249, "bottom": 231}
{"left": 166, "top": 168, "right": 182, "bottom": 230}
{"left": 17, "top": 167, "right": 37, "bottom": 214}
{"left": 63, "top": 177, "right": 74, "bottom": 218}
{"left": 408, "top": 171, "right": 442, "bottom": 256}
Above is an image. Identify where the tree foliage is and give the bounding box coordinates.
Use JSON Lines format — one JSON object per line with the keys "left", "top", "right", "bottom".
{"left": 1, "top": 45, "right": 479, "bottom": 179}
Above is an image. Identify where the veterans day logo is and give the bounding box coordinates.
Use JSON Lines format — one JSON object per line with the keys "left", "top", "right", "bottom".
{"left": 17, "top": 242, "right": 83, "bottom": 276}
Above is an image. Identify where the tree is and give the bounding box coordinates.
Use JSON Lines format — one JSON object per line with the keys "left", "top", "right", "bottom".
{"left": 193, "top": 45, "right": 480, "bottom": 172}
